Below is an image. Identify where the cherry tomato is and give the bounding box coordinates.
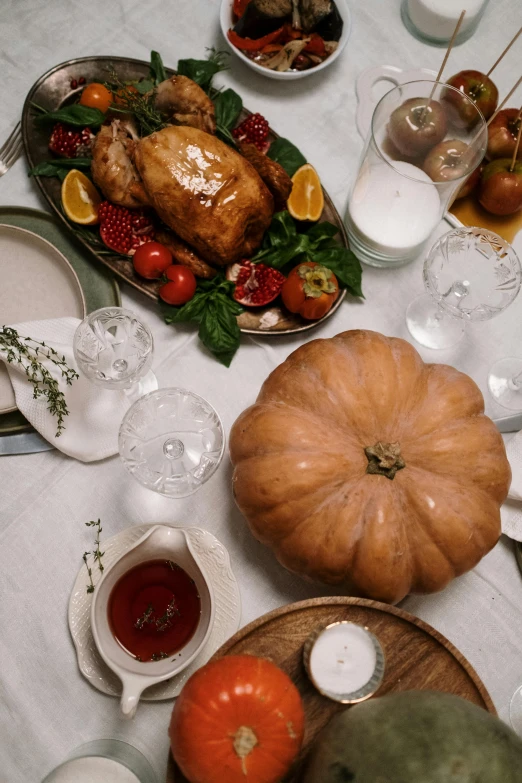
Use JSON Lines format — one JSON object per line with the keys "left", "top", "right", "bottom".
{"left": 281, "top": 261, "right": 339, "bottom": 320}
{"left": 79, "top": 83, "right": 113, "bottom": 113}
{"left": 159, "top": 265, "right": 197, "bottom": 305}
{"left": 133, "top": 242, "right": 173, "bottom": 279}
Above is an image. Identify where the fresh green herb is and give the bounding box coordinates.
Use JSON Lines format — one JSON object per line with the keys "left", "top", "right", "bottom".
{"left": 163, "top": 275, "right": 243, "bottom": 367}
{"left": 133, "top": 79, "right": 155, "bottom": 94}
{"left": 312, "top": 247, "right": 363, "bottom": 298}
{"left": 85, "top": 519, "right": 105, "bottom": 577}
{"left": 135, "top": 603, "right": 155, "bottom": 630}
{"left": 253, "top": 211, "right": 363, "bottom": 298}
{"left": 83, "top": 552, "right": 95, "bottom": 594}
{"left": 149, "top": 50, "right": 167, "bottom": 86}
{"left": 82, "top": 519, "right": 104, "bottom": 594}
{"left": 151, "top": 651, "right": 169, "bottom": 661}
{"left": 266, "top": 137, "right": 307, "bottom": 177}
{"left": 33, "top": 103, "right": 105, "bottom": 128}
{"left": 105, "top": 68, "right": 167, "bottom": 136}
{"left": 177, "top": 49, "right": 229, "bottom": 93}
{"left": 0, "top": 326, "right": 78, "bottom": 436}
{"left": 214, "top": 87, "right": 243, "bottom": 147}
{"left": 28, "top": 158, "right": 93, "bottom": 178}
{"left": 155, "top": 596, "right": 180, "bottom": 632}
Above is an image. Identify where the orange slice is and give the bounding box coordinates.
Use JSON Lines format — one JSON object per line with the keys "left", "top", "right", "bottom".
{"left": 287, "top": 163, "right": 324, "bottom": 222}
{"left": 61, "top": 169, "right": 101, "bottom": 225}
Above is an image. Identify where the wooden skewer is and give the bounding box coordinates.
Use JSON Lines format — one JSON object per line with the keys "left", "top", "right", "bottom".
{"left": 510, "top": 110, "right": 522, "bottom": 171}
{"left": 487, "top": 75, "right": 522, "bottom": 127}
{"left": 487, "top": 25, "right": 522, "bottom": 77}
{"left": 419, "top": 10, "right": 466, "bottom": 125}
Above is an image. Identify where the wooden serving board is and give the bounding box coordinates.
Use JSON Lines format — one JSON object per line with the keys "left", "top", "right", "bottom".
{"left": 166, "top": 597, "right": 494, "bottom": 782}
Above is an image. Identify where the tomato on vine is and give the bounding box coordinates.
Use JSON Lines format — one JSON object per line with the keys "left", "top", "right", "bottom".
{"left": 159, "top": 265, "right": 197, "bottom": 305}
{"left": 133, "top": 242, "right": 172, "bottom": 279}
{"left": 79, "top": 83, "right": 113, "bottom": 113}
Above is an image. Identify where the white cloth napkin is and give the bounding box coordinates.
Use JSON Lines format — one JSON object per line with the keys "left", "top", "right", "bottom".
{"left": 1, "top": 318, "right": 131, "bottom": 462}
{"left": 502, "top": 431, "right": 522, "bottom": 541}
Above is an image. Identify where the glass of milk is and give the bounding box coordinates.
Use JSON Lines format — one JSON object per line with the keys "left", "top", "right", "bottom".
{"left": 42, "top": 740, "right": 157, "bottom": 783}
{"left": 401, "top": 0, "right": 490, "bottom": 46}
{"left": 345, "top": 80, "right": 487, "bottom": 269}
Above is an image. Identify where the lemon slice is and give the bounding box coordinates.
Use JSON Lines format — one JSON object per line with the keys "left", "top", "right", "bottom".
{"left": 61, "top": 169, "right": 101, "bottom": 225}
{"left": 287, "top": 163, "right": 324, "bottom": 222}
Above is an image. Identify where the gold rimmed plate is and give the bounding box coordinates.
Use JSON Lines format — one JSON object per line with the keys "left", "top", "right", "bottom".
{"left": 22, "top": 55, "right": 349, "bottom": 336}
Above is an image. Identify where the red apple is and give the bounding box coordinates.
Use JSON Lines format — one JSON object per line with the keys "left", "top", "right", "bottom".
{"left": 423, "top": 139, "right": 471, "bottom": 182}
{"left": 487, "top": 109, "right": 522, "bottom": 160}
{"left": 454, "top": 164, "right": 483, "bottom": 200}
{"left": 388, "top": 98, "right": 447, "bottom": 157}
{"left": 445, "top": 70, "right": 498, "bottom": 127}
{"left": 479, "top": 158, "right": 522, "bottom": 215}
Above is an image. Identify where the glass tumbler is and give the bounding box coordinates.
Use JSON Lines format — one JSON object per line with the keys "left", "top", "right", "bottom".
{"left": 345, "top": 80, "right": 487, "bottom": 268}
{"left": 42, "top": 739, "right": 157, "bottom": 783}
{"left": 73, "top": 307, "right": 158, "bottom": 401}
{"left": 119, "top": 388, "right": 225, "bottom": 498}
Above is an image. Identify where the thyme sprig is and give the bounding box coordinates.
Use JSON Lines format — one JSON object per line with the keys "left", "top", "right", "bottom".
{"left": 104, "top": 68, "right": 168, "bottom": 136}
{"left": 0, "top": 326, "right": 78, "bottom": 436}
{"left": 135, "top": 603, "right": 154, "bottom": 630}
{"left": 83, "top": 519, "right": 104, "bottom": 593}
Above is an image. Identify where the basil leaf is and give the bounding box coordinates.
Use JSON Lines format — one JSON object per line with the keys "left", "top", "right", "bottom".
{"left": 149, "top": 51, "right": 167, "bottom": 86}
{"left": 306, "top": 221, "right": 339, "bottom": 246}
{"left": 178, "top": 59, "right": 220, "bottom": 92}
{"left": 34, "top": 105, "right": 104, "bottom": 128}
{"left": 163, "top": 275, "right": 242, "bottom": 365}
{"left": 267, "top": 137, "right": 306, "bottom": 177}
{"left": 214, "top": 88, "right": 243, "bottom": 130}
{"left": 199, "top": 296, "right": 242, "bottom": 367}
{"left": 255, "top": 235, "right": 309, "bottom": 270}
{"left": 28, "top": 158, "right": 93, "bottom": 177}
{"left": 134, "top": 79, "right": 154, "bottom": 94}
{"left": 311, "top": 247, "right": 364, "bottom": 298}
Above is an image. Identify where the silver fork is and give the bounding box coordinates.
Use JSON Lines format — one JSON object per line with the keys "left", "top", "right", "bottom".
{"left": 0, "top": 122, "right": 22, "bottom": 176}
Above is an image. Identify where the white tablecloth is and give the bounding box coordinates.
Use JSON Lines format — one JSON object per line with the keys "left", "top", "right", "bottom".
{"left": 2, "top": 1, "right": 522, "bottom": 780}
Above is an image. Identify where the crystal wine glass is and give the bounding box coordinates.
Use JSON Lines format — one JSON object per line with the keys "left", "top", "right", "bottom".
{"left": 73, "top": 307, "right": 157, "bottom": 401}
{"left": 488, "top": 357, "right": 522, "bottom": 410}
{"left": 510, "top": 685, "right": 522, "bottom": 736}
{"left": 118, "top": 388, "right": 225, "bottom": 498}
{"left": 406, "top": 227, "right": 522, "bottom": 350}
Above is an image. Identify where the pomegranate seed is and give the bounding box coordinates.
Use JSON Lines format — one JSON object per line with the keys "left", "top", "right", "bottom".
{"left": 49, "top": 123, "right": 94, "bottom": 158}
{"left": 79, "top": 76, "right": 86, "bottom": 85}
{"left": 233, "top": 113, "right": 270, "bottom": 152}
{"left": 70, "top": 79, "right": 78, "bottom": 89}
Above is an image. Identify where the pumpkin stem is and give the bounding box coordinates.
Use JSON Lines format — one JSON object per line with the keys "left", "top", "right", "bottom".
{"left": 233, "top": 725, "right": 259, "bottom": 775}
{"left": 365, "top": 442, "right": 405, "bottom": 480}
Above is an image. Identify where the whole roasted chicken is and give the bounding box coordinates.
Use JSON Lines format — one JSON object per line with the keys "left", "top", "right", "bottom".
{"left": 135, "top": 125, "right": 274, "bottom": 265}
{"left": 91, "top": 73, "right": 292, "bottom": 272}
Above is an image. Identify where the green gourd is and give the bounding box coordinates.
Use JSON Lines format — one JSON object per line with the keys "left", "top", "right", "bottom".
{"left": 303, "top": 691, "right": 522, "bottom": 783}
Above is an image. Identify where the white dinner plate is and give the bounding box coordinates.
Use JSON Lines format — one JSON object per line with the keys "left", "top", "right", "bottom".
{"left": 0, "top": 224, "right": 86, "bottom": 413}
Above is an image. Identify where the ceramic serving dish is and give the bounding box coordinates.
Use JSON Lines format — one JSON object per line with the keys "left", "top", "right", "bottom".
{"left": 90, "top": 525, "right": 214, "bottom": 718}
{"left": 219, "top": 0, "right": 351, "bottom": 81}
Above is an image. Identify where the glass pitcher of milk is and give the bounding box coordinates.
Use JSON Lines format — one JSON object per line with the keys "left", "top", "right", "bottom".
{"left": 402, "top": 0, "right": 490, "bottom": 45}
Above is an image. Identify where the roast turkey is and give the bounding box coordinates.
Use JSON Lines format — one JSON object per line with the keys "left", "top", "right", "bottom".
{"left": 134, "top": 125, "right": 274, "bottom": 265}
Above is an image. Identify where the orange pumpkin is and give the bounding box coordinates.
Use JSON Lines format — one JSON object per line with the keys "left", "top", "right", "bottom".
{"left": 229, "top": 330, "right": 511, "bottom": 604}
{"left": 170, "top": 655, "right": 305, "bottom": 783}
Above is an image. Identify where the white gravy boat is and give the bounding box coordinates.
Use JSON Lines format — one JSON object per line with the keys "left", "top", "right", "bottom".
{"left": 91, "top": 525, "right": 214, "bottom": 718}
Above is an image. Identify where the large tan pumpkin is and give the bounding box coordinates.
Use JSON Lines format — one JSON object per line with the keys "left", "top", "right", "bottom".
{"left": 230, "top": 330, "right": 511, "bottom": 603}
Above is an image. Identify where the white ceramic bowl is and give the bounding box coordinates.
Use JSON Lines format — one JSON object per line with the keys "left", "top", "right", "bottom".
{"left": 220, "top": 0, "right": 351, "bottom": 80}
{"left": 91, "top": 525, "right": 214, "bottom": 718}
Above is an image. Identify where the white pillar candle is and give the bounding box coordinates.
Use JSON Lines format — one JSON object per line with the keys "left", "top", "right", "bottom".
{"left": 407, "top": 0, "right": 486, "bottom": 40}
{"left": 348, "top": 160, "right": 441, "bottom": 258}
{"left": 305, "top": 622, "right": 384, "bottom": 702}
{"left": 44, "top": 756, "right": 141, "bottom": 783}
